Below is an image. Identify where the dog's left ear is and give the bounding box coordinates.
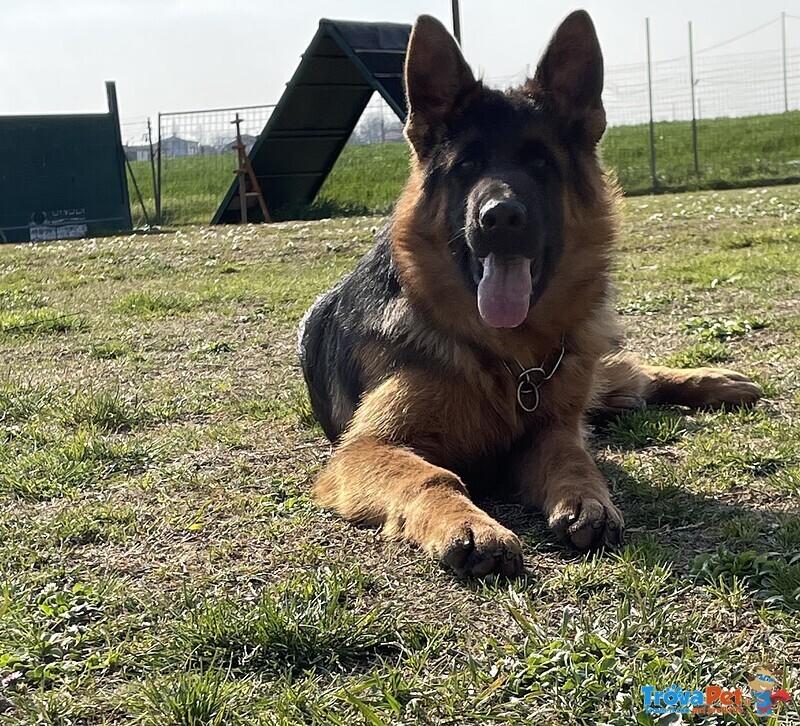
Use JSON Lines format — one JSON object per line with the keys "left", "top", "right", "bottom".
{"left": 404, "top": 15, "right": 478, "bottom": 158}
{"left": 526, "top": 10, "right": 606, "bottom": 144}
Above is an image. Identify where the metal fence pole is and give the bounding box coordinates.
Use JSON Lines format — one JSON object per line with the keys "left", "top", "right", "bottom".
{"left": 156, "top": 112, "right": 162, "bottom": 226}
{"left": 689, "top": 21, "right": 700, "bottom": 179}
{"left": 451, "top": 0, "right": 462, "bottom": 46}
{"left": 646, "top": 18, "right": 658, "bottom": 191}
{"left": 147, "top": 118, "right": 159, "bottom": 225}
{"left": 782, "top": 11, "right": 789, "bottom": 112}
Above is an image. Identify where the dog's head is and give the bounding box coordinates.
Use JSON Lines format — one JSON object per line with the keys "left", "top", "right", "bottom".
{"left": 400, "top": 11, "right": 607, "bottom": 329}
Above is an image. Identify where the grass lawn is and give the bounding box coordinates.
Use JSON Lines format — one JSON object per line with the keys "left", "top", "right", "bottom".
{"left": 0, "top": 185, "right": 799, "bottom": 724}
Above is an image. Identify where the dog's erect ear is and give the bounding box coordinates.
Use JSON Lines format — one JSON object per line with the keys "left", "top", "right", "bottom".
{"left": 528, "top": 10, "right": 606, "bottom": 144}
{"left": 404, "top": 15, "right": 477, "bottom": 157}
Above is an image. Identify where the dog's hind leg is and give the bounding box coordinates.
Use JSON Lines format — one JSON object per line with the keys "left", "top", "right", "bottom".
{"left": 595, "top": 351, "right": 763, "bottom": 412}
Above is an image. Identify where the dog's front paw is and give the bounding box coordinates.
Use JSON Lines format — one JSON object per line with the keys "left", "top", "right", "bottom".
{"left": 548, "top": 494, "right": 624, "bottom": 551}
{"left": 438, "top": 518, "right": 524, "bottom": 578}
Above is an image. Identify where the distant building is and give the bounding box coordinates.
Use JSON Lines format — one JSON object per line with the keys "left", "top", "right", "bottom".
{"left": 160, "top": 135, "right": 200, "bottom": 158}
{"left": 124, "top": 145, "right": 151, "bottom": 162}
{"left": 217, "top": 134, "right": 258, "bottom": 154}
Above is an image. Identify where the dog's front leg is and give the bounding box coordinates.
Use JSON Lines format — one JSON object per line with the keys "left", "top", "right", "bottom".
{"left": 314, "top": 436, "right": 523, "bottom": 577}
{"left": 511, "top": 425, "right": 624, "bottom": 551}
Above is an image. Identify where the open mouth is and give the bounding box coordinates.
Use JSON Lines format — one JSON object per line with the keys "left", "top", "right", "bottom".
{"left": 474, "top": 253, "right": 539, "bottom": 328}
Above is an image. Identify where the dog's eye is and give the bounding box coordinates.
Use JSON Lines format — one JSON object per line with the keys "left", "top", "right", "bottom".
{"left": 454, "top": 157, "right": 481, "bottom": 175}
{"left": 521, "top": 142, "right": 552, "bottom": 172}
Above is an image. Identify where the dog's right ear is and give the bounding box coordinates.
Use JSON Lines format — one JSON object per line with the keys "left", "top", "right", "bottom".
{"left": 404, "top": 15, "right": 477, "bottom": 158}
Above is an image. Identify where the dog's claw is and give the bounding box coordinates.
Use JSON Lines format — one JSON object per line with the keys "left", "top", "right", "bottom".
{"left": 549, "top": 495, "right": 625, "bottom": 552}
{"left": 441, "top": 520, "right": 524, "bottom": 578}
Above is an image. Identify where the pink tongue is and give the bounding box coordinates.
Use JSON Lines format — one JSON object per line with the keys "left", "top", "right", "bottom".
{"left": 477, "top": 254, "right": 533, "bottom": 328}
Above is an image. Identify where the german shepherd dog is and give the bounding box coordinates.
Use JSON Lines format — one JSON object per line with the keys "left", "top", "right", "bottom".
{"left": 298, "top": 11, "right": 762, "bottom": 577}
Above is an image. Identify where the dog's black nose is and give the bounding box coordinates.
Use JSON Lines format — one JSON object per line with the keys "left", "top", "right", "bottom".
{"left": 479, "top": 199, "right": 527, "bottom": 232}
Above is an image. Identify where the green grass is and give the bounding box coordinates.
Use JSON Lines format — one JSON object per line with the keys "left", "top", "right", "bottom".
{"left": 0, "top": 310, "right": 82, "bottom": 337}
{"left": 660, "top": 341, "right": 732, "bottom": 368}
{"left": 1, "top": 184, "right": 799, "bottom": 723}
{"left": 606, "top": 409, "right": 691, "bottom": 448}
{"left": 114, "top": 291, "right": 195, "bottom": 317}
{"left": 603, "top": 110, "right": 800, "bottom": 193}
{"left": 127, "top": 110, "right": 800, "bottom": 226}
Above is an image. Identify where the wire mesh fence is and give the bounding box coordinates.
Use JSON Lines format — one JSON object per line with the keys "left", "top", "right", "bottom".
{"left": 122, "top": 14, "right": 800, "bottom": 226}
{"left": 155, "top": 105, "right": 274, "bottom": 224}
{"left": 120, "top": 117, "right": 157, "bottom": 227}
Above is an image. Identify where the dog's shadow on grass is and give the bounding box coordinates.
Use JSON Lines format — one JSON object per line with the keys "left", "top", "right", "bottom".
{"left": 469, "top": 408, "right": 799, "bottom": 610}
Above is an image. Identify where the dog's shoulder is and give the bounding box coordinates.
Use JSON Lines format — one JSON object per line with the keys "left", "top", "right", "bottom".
{"left": 303, "top": 223, "right": 471, "bottom": 371}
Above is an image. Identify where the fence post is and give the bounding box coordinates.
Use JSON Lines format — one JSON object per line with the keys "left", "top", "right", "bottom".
{"left": 688, "top": 21, "right": 700, "bottom": 179}
{"left": 451, "top": 0, "right": 462, "bottom": 46}
{"left": 646, "top": 18, "right": 658, "bottom": 192}
{"left": 157, "top": 112, "right": 163, "bottom": 226}
{"left": 782, "top": 11, "right": 789, "bottom": 112}
{"left": 147, "top": 118, "right": 159, "bottom": 226}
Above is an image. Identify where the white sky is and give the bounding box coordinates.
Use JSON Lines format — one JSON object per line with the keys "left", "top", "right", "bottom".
{"left": 1, "top": 0, "right": 798, "bottom": 121}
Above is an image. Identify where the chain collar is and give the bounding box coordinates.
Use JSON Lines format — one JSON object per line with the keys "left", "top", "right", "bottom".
{"left": 502, "top": 341, "right": 566, "bottom": 413}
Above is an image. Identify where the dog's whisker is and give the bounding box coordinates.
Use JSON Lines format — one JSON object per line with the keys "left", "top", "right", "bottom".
{"left": 447, "top": 228, "right": 466, "bottom": 249}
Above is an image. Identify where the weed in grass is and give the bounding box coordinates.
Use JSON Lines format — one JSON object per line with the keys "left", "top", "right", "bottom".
{"left": 476, "top": 602, "right": 698, "bottom": 721}
{"left": 0, "top": 288, "right": 43, "bottom": 311}
{"left": 692, "top": 548, "right": 800, "bottom": 611}
{"left": 232, "top": 383, "right": 318, "bottom": 430}
{"left": 681, "top": 316, "right": 768, "bottom": 341}
{"left": 719, "top": 228, "right": 800, "bottom": 250}
{"left": 251, "top": 674, "right": 345, "bottom": 724}
{"left": 704, "top": 574, "right": 752, "bottom": 611}
{"left": 616, "top": 293, "right": 669, "bottom": 316}
{"left": 0, "top": 310, "right": 82, "bottom": 338}
{"left": 688, "top": 437, "right": 795, "bottom": 479}
{"left": 776, "top": 516, "right": 800, "bottom": 549}
{"left": 59, "top": 389, "right": 150, "bottom": 432}
{"left": 661, "top": 341, "right": 731, "bottom": 368}
{"left": 0, "top": 429, "right": 152, "bottom": 500}
{"left": 115, "top": 291, "right": 194, "bottom": 317}
{"left": 89, "top": 341, "right": 131, "bottom": 360}
{"left": 606, "top": 409, "right": 691, "bottom": 448}
{"left": 613, "top": 536, "right": 673, "bottom": 569}
{"left": 130, "top": 669, "right": 251, "bottom": 726}
{"left": 191, "top": 340, "right": 235, "bottom": 358}
{"left": 747, "top": 371, "right": 780, "bottom": 398}
{"left": 719, "top": 516, "right": 764, "bottom": 545}
{"left": 0, "top": 380, "right": 54, "bottom": 424}
{"left": 173, "top": 567, "right": 428, "bottom": 676}
{"left": 2, "top": 687, "right": 89, "bottom": 726}
{"left": 602, "top": 457, "right": 703, "bottom": 526}
{"left": 0, "top": 580, "right": 137, "bottom": 686}
{"left": 49, "top": 502, "right": 139, "bottom": 547}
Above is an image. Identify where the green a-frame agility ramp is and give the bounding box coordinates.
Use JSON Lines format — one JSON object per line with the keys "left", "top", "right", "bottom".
{"left": 213, "top": 19, "right": 410, "bottom": 224}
